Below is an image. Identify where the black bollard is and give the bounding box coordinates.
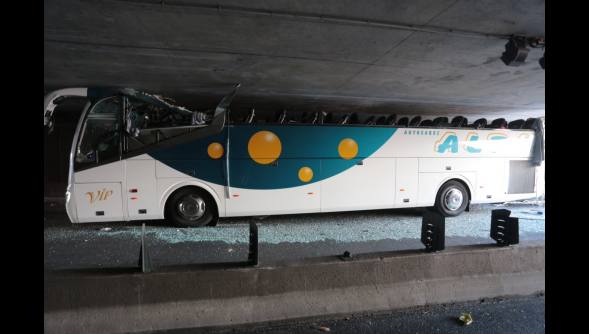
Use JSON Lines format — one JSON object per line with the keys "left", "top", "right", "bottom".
{"left": 490, "top": 209, "right": 519, "bottom": 246}
{"left": 248, "top": 221, "right": 259, "bottom": 266}
{"left": 421, "top": 209, "right": 445, "bottom": 252}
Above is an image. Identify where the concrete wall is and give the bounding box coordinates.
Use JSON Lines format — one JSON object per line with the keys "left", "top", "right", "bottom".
{"left": 45, "top": 242, "right": 545, "bottom": 333}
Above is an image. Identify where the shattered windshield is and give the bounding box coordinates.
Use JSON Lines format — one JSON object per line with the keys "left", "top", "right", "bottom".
{"left": 126, "top": 97, "right": 195, "bottom": 130}
{"left": 122, "top": 89, "right": 210, "bottom": 138}
{"left": 122, "top": 90, "right": 215, "bottom": 152}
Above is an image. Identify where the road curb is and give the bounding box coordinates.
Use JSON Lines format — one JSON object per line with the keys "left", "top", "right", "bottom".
{"left": 45, "top": 242, "right": 544, "bottom": 333}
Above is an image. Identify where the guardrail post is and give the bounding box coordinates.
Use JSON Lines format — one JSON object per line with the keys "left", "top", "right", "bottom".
{"left": 248, "top": 221, "right": 259, "bottom": 266}
{"left": 139, "top": 223, "right": 152, "bottom": 273}
{"left": 490, "top": 209, "right": 519, "bottom": 246}
{"left": 421, "top": 209, "right": 445, "bottom": 252}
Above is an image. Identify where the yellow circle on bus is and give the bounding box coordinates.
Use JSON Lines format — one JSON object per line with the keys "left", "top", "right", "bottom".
{"left": 298, "top": 167, "right": 314, "bottom": 183}
{"left": 338, "top": 138, "right": 358, "bottom": 160}
{"left": 248, "top": 131, "right": 282, "bottom": 165}
{"left": 207, "top": 142, "right": 224, "bottom": 159}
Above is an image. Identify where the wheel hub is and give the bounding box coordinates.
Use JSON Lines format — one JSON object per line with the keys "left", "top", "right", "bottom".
{"left": 177, "top": 195, "right": 206, "bottom": 220}
{"left": 444, "top": 188, "right": 464, "bottom": 211}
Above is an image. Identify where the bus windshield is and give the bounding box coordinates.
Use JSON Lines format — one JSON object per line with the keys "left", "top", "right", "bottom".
{"left": 76, "top": 96, "right": 122, "bottom": 165}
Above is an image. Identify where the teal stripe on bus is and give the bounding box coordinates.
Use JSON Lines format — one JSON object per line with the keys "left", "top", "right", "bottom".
{"left": 148, "top": 125, "right": 396, "bottom": 189}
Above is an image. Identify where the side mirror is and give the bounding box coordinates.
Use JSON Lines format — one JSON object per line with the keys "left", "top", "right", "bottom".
{"left": 44, "top": 88, "right": 87, "bottom": 132}
{"left": 46, "top": 118, "right": 55, "bottom": 134}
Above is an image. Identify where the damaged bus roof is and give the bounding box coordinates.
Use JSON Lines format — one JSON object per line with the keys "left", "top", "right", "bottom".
{"left": 44, "top": 87, "right": 196, "bottom": 125}
{"left": 43, "top": 85, "right": 240, "bottom": 132}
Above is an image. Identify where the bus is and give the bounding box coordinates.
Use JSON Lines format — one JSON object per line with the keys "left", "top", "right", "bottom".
{"left": 43, "top": 85, "right": 544, "bottom": 227}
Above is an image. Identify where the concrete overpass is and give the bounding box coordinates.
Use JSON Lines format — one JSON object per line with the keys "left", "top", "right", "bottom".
{"left": 44, "top": 0, "right": 545, "bottom": 119}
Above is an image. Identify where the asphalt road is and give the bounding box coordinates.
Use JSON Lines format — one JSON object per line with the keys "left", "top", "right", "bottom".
{"left": 44, "top": 202, "right": 544, "bottom": 271}
{"left": 149, "top": 294, "right": 545, "bottom": 334}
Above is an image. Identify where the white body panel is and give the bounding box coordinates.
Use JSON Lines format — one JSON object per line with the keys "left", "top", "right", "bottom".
{"left": 321, "top": 157, "right": 395, "bottom": 212}
{"left": 395, "top": 158, "right": 419, "bottom": 206}
{"left": 225, "top": 183, "right": 320, "bottom": 216}
{"left": 473, "top": 158, "right": 508, "bottom": 201}
{"left": 125, "top": 158, "right": 160, "bottom": 220}
{"left": 75, "top": 160, "right": 124, "bottom": 183}
{"left": 73, "top": 182, "right": 124, "bottom": 222}
{"left": 66, "top": 127, "right": 540, "bottom": 223}
{"left": 72, "top": 160, "right": 124, "bottom": 223}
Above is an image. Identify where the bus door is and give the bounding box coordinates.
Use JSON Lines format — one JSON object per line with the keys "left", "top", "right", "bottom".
{"left": 72, "top": 96, "right": 124, "bottom": 222}
{"left": 121, "top": 96, "right": 163, "bottom": 220}
{"left": 124, "top": 158, "right": 158, "bottom": 220}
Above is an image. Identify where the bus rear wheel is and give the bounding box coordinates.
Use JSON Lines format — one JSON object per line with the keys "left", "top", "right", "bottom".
{"left": 166, "top": 188, "right": 218, "bottom": 227}
{"left": 434, "top": 180, "right": 469, "bottom": 217}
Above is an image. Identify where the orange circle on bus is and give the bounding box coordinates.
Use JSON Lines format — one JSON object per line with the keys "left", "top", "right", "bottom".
{"left": 338, "top": 138, "right": 358, "bottom": 160}
{"left": 207, "top": 142, "right": 224, "bottom": 159}
{"left": 248, "top": 131, "right": 282, "bottom": 164}
{"left": 298, "top": 167, "right": 314, "bottom": 183}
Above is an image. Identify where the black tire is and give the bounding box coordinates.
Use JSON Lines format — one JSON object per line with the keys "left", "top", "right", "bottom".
{"left": 434, "top": 180, "right": 469, "bottom": 217}
{"left": 165, "top": 187, "right": 218, "bottom": 227}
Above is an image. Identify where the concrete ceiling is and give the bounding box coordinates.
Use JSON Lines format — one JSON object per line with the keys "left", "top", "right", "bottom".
{"left": 44, "top": 0, "right": 545, "bottom": 120}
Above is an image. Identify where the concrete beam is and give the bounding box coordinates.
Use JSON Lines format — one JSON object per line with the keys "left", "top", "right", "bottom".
{"left": 45, "top": 241, "right": 545, "bottom": 333}
{"left": 44, "top": 0, "right": 545, "bottom": 117}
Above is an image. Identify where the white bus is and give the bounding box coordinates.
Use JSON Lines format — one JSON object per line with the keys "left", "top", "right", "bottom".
{"left": 44, "top": 86, "right": 544, "bottom": 227}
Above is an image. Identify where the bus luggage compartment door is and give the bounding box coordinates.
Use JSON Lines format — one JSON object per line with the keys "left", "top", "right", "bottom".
{"left": 395, "top": 158, "right": 418, "bottom": 206}
{"left": 475, "top": 158, "right": 507, "bottom": 201}
{"left": 321, "top": 157, "right": 395, "bottom": 212}
{"left": 226, "top": 159, "right": 321, "bottom": 216}
{"left": 73, "top": 182, "right": 124, "bottom": 222}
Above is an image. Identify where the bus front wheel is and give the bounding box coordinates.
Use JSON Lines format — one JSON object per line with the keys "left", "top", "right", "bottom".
{"left": 165, "top": 188, "right": 218, "bottom": 227}
{"left": 434, "top": 180, "right": 469, "bottom": 217}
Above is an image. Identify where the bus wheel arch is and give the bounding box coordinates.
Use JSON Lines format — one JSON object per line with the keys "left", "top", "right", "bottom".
{"left": 434, "top": 178, "right": 471, "bottom": 217}
{"left": 163, "top": 185, "right": 219, "bottom": 227}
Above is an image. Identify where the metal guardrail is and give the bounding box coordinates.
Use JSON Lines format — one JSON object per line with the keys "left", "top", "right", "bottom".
{"left": 49, "top": 207, "right": 523, "bottom": 275}
{"left": 139, "top": 224, "right": 152, "bottom": 273}
{"left": 248, "top": 221, "right": 259, "bottom": 266}
{"left": 138, "top": 221, "right": 260, "bottom": 273}
{"left": 135, "top": 208, "right": 520, "bottom": 273}
{"left": 134, "top": 206, "right": 523, "bottom": 273}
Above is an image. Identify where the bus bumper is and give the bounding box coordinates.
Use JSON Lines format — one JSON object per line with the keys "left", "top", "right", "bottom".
{"left": 65, "top": 185, "right": 78, "bottom": 223}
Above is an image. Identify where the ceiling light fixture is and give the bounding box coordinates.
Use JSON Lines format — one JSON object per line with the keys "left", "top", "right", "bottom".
{"left": 501, "top": 36, "right": 530, "bottom": 66}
